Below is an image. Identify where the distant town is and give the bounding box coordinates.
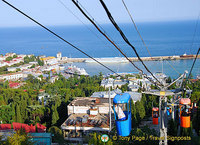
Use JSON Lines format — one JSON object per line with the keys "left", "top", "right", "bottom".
{"left": 0, "top": 52, "right": 199, "bottom": 145}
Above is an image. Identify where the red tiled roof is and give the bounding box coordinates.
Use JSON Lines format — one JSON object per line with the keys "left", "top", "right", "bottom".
{"left": 9, "top": 82, "right": 20, "bottom": 88}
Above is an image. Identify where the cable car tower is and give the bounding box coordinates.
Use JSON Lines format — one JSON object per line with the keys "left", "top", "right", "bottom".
{"left": 143, "top": 71, "right": 187, "bottom": 145}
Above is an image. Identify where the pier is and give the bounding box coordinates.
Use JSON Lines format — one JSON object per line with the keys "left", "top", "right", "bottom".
{"left": 59, "top": 55, "right": 200, "bottom": 63}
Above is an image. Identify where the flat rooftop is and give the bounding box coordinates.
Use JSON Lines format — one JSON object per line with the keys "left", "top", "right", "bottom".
{"left": 69, "top": 97, "right": 113, "bottom": 107}
{"left": 61, "top": 113, "right": 114, "bottom": 130}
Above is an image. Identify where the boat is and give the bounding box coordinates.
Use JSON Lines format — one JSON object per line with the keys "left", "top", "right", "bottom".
{"left": 84, "top": 57, "right": 129, "bottom": 63}
{"left": 65, "top": 65, "right": 89, "bottom": 76}
{"left": 180, "top": 53, "right": 193, "bottom": 58}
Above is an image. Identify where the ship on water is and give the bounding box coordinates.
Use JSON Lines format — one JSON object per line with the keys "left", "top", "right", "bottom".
{"left": 84, "top": 57, "right": 129, "bottom": 63}
{"left": 65, "top": 65, "right": 89, "bottom": 76}
{"left": 180, "top": 53, "right": 194, "bottom": 58}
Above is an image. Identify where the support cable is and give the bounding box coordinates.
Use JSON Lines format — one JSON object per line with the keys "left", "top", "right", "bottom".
{"left": 188, "top": 47, "right": 200, "bottom": 79}
{"left": 71, "top": 0, "right": 161, "bottom": 86}
{"left": 71, "top": 1, "right": 141, "bottom": 72}
{"left": 190, "top": 12, "right": 200, "bottom": 54}
{"left": 182, "top": 47, "right": 200, "bottom": 91}
{"left": 2, "top": 0, "right": 120, "bottom": 77}
{"left": 121, "top": 0, "right": 181, "bottom": 76}
{"left": 56, "top": 0, "right": 112, "bottom": 49}
{"left": 99, "top": 0, "right": 163, "bottom": 86}
{"left": 76, "top": 0, "right": 114, "bottom": 42}
{"left": 121, "top": 0, "right": 151, "bottom": 57}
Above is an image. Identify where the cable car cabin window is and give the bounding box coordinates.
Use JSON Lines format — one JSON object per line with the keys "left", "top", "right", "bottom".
{"left": 114, "top": 103, "right": 129, "bottom": 121}
{"left": 153, "top": 111, "right": 159, "bottom": 118}
{"left": 182, "top": 109, "right": 190, "bottom": 117}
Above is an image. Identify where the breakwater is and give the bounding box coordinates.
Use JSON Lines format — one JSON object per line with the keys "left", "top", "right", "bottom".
{"left": 60, "top": 55, "right": 200, "bottom": 63}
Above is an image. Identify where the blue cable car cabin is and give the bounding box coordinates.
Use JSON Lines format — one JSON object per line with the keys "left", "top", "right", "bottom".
{"left": 113, "top": 93, "right": 132, "bottom": 136}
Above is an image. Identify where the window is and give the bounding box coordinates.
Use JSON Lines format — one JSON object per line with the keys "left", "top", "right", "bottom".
{"left": 114, "top": 103, "right": 128, "bottom": 121}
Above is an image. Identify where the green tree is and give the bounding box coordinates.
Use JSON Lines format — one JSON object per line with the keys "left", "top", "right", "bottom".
{"left": 131, "top": 100, "right": 138, "bottom": 127}
{"left": 16, "top": 68, "right": 21, "bottom": 72}
{"left": 6, "top": 56, "right": 13, "bottom": 61}
{"left": 5, "top": 129, "right": 35, "bottom": 145}
{"left": 37, "top": 56, "right": 44, "bottom": 66}
{"left": 16, "top": 104, "right": 22, "bottom": 123}
{"left": 51, "top": 105, "right": 59, "bottom": 125}
{"left": 13, "top": 55, "right": 17, "bottom": 58}
{"left": 48, "top": 126, "right": 65, "bottom": 144}
{"left": 0, "top": 105, "right": 15, "bottom": 123}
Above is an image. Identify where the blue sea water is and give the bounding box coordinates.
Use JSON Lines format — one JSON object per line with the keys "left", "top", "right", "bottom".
{"left": 0, "top": 20, "right": 199, "bottom": 78}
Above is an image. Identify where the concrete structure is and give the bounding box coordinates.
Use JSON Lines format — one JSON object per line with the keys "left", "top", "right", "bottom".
{"left": 61, "top": 97, "right": 114, "bottom": 141}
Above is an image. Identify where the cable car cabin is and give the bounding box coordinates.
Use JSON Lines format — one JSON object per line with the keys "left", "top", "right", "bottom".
{"left": 167, "top": 107, "right": 172, "bottom": 116}
{"left": 113, "top": 93, "right": 131, "bottom": 136}
{"left": 152, "top": 107, "right": 159, "bottom": 125}
{"left": 179, "top": 98, "right": 191, "bottom": 128}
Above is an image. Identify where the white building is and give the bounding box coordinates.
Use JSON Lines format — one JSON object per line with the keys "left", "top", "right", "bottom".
{"left": 90, "top": 89, "right": 122, "bottom": 98}
{"left": 61, "top": 97, "right": 114, "bottom": 141}
{"left": 18, "top": 64, "right": 32, "bottom": 70}
{"left": 56, "top": 52, "right": 62, "bottom": 60}
{"left": 101, "top": 78, "right": 127, "bottom": 89}
{"left": 0, "top": 72, "right": 28, "bottom": 81}
{"left": 5, "top": 53, "right": 16, "bottom": 57}
{"left": 7, "top": 67, "right": 17, "bottom": 72}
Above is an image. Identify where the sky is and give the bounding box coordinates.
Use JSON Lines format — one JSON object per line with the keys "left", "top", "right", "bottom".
{"left": 0, "top": 0, "right": 200, "bottom": 27}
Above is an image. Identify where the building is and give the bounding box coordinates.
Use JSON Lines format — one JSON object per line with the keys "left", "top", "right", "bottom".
{"left": 40, "top": 56, "right": 57, "bottom": 65}
{"left": 125, "top": 91, "right": 142, "bottom": 103}
{"left": 0, "top": 131, "right": 52, "bottom": 145}
{"left": 128, "top": 84, "right": 140, "bottom": 92}
{"left": 101, "top": 78, "right": 114, "bottom": 88}
{"left": 101, "top": 78, "right": 127, "bottom": 89}
{"left": 5, "top": 53, "right": 16, "bottom": 57}
{"left": 9, "top": 82, "right": 21, "bottom": 88}
{"left": 57, "top": 52, "right": 62, "bottom": 60}
{"left": 49, "top": 75, "right": 59, "bottom": 83}
{"left": 7, "top": 67, "right": 17, "bottom": 72}
{"left": 61, "top": 97, "right": 114, "bottom": 141}
{"left": 28, "top": 133, "right": 52, "bottom": 145}
{"left": 0, "top": 72, "right": 28, "bottom": 81}
{"left": 90, "top": 89, "right": 121, "bottom": 98}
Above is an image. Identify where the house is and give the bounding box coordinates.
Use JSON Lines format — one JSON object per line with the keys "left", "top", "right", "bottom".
{"left": 101, "top": 78, "right": 127, "bottom": 89}
{"left": 0, "top": 72, "right": 28, "bottom": 81}
{"left": 90, "top": 89, "right": 121, "bottom": 98}
{"left": 49, "top": 76, "right": 59, "bottom": 83}
{"left": 9, "top": 82, "right": 21, "bottom": 88}
{"left": 125, "top": 91, "right": 142, "bottom": 103}
{"left": 61, "top": 97, "right": 114, "bottom": 142}
{"left": 5, "top": 53, "right": 16, "bottom": 57}
{"left": 7, "top": 67, "right": 17, "bottom": 72}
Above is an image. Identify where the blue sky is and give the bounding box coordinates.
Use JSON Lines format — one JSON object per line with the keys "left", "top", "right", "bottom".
{"left": 0, "top": 0, "right": 200, "bottom": 27}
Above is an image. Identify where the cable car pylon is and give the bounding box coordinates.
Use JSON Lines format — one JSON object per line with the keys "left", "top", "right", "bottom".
{"left": 143, "top": 71, "right": 188, "bottom": 145}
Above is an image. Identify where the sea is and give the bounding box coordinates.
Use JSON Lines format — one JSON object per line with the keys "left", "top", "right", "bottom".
{"left": 0, "top": 20, "right": 199, "bottom": 79}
